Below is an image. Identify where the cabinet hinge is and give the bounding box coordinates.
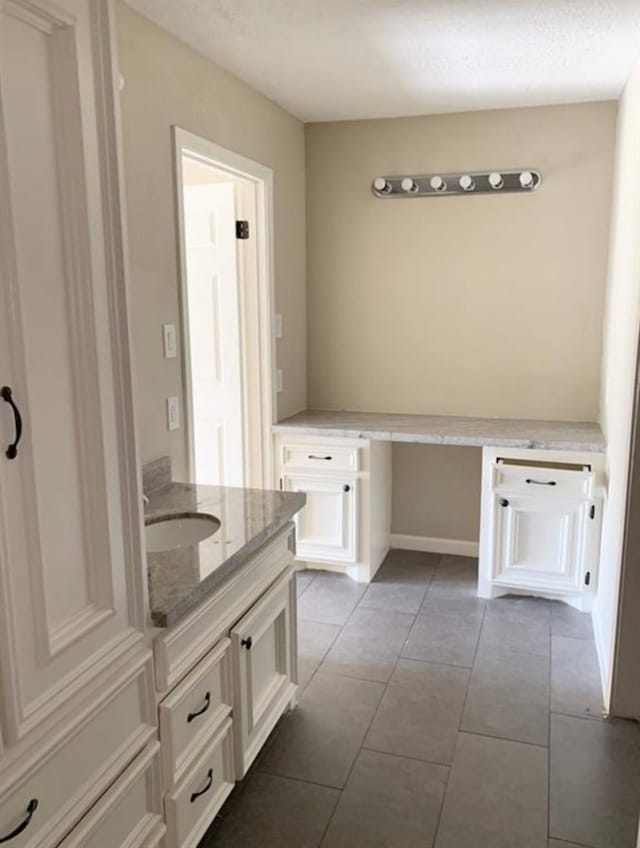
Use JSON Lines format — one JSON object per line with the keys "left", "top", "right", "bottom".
{"left": 589, "top": 504, "right": 596, "bottom": 520}
{"left": 585, "top": 571, "right": 591, "bottom": 587}
{"left": 279, "top": 477, "right": 283, "bottom": 491}
{"left": 236, "top": 220, "right": 250, "bottom": 239}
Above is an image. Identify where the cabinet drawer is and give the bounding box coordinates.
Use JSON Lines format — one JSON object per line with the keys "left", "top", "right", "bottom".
{"left": 165, "top": 717, "right": 235, "bottom": 848}
{"left": 57, "top": 743, "right": 164, "bottom": 848}
{"left": 159, "top": 638, "right": 232, "bottom": 790}
{"left": 493, "top": 459, "right": 593, "bottom": 498}
{"left": 0, "top": 660, "right": 155, "bottom": 848}
{"left": 280, "top": 442, "right": 360, "bottom": 472}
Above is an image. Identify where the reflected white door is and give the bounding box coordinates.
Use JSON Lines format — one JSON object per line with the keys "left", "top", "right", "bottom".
{"left": 184, "top": 183, "right": 244, "bottom": 486}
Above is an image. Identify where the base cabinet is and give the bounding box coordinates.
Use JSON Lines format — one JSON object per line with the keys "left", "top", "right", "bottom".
{"left": 479, "top": 447, "right": 604, "bottom": 610}
{"left": 155, "top": 525, "right": 298, "bottom": 848}
{"left": 275, "top": 436, "right": 392, "bottom": 582}
{"left": 231, "top": 568, "right": 297, "bottom": 778}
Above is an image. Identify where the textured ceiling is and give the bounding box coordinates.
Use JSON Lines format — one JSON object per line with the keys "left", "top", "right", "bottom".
{"left": 125, "top": 0, "right": 640, "bottom": 121}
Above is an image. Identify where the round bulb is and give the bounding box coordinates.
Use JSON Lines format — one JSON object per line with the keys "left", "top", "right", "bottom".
{"left": 401, "top": 177, "right": 417, "bottom": 193}
{"left": 519, "top": 171, "right": 534, "bottom": 188}
{"left": 459, "top": 175, "right": 475, "bottom": 192}
{"left": 430, "top": 175, "right": 446, "bottom": 192}
{"left": 373, "top": 177, "right": 390, "bottom": 193}
{"left": 489, "top": 172, "right": 503, "bottom": 189}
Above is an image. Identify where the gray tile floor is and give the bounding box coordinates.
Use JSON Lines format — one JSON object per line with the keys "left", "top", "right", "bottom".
{"left": 202, "top": 550, "right": 640, "bottom": 848}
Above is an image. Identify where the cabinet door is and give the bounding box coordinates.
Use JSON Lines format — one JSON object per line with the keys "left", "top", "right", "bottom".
{"left": 231, "top": 568, "right": 296, "bottom": 777}
{"left": 282, "top": 473, "right": 358, "bottom": 563}
{"left": 493, "top": 494, "right": 589, "bottom": 592}
{"left": 0, "top": 0, "right": 145, "bottom": 744}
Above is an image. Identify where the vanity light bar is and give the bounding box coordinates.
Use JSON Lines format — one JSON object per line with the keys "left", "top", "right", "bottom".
{"left": 372, "top": 169, "right": 542, "bottom": 198}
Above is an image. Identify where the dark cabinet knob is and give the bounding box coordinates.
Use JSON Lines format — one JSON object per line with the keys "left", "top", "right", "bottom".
{"left": 500, "top": 498, "right": 510, "bottom": 508}
{"left": 343, "top": 484, "right": 351, "bottom": 493}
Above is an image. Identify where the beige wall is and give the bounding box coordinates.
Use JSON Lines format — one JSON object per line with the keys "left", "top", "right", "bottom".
{"left": 116, "top": 3, "right": 306, "bottom": 480}
{"left": 593, "top": 59, "right": 640, "bottom": 715}
{"left": 306, "top": 102, "right": 617, "bottom": 539}
{"left": 392, "top": 445, "right": 482, "bottom": 542}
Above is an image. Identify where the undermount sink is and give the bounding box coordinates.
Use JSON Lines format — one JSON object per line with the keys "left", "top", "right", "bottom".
{"left": 145, "top": 513, "right": 221, "bottom": 553}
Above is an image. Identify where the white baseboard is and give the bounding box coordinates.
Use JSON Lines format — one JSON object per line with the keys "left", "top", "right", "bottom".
{"left": 591, "top": 605, "right": 612, "bottom": 714}
{"left": 390, "top": 533, "right": 479, "bottom": 558}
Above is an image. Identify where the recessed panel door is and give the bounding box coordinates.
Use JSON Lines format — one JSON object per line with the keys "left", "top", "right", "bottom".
{"left": 0, "top": 0, "right": 144, "bottom": 744}
{"left": 183, "top": 181, "right": 244, "bottom": 487}
{"left": 231, "top": 569, "right": 296, "bottom": 776}
{"left": 494, "top": 494, "right": 588, "bottom": 592}
{"left": 282, "top": 473, "right": 358, "bottom": 564}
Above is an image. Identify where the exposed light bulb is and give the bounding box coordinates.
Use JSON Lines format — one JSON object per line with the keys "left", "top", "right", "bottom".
{"left": 488, "top": 172, "right": 504, "bottom": 190}
{"left": 459, "top": 175, "right": 475, "bottom": 192}
{"left": 519, "top": 171, "right": 534, "bottom": 188}
{"left": 373, "top": 177, "right": 391, "bottom": 194}
{"left": 401, "top": 177, "right": 418, "bottom": 193}
{"left": 430, "top": 175, "right": 447, "bottom": 192}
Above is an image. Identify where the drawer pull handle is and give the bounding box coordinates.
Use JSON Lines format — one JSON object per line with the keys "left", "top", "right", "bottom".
{"left": 187, "top": 691, "right": 211, "bottom": 723}
{"left": 308, "top": 454, "right": 332, "bottom": 461}
{"left": 241, "top": 636, "right": 253, "bottom": 650}
{"left": 190, "top": 769, "right": 214, "bottom": 803}
{"left": 0, "top": 799, "right": 38, "bottom": 843}
{"left": 525, "top": 478, "right": 557, "bottom": 487}
{"left": 1, "top": 386, "right": 23, "bottom": 460}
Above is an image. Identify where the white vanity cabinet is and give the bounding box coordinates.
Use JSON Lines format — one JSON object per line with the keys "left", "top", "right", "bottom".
{"left": 479, "top": 447, "right": 604, "bottom": 611}
{"left": 154, "top": 524, "right": 298, "bottom": 848}
{"left": 275, "top": 435, "right": 392, "bottom": 581}
{"left": 231, "top": 567, "right": 297, "bottom": 776}
{"left": 0, "top": 0, "right": 161, "bottom": 846}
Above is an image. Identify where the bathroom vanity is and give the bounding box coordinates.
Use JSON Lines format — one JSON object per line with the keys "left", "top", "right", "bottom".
{"left": 143, "top": 472, "right": 304, "bottom": 848}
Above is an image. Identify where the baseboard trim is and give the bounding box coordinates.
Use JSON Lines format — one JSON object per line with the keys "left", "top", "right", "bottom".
{"left": 591, "top": 605, "right": 611, "bottom": 714}
{"left": 390, "top": 533, "right": 479, "bottom": 558}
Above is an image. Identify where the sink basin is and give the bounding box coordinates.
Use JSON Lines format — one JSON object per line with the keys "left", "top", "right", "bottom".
{"left": 145, "top": 513, "right": 221, "bottom": 553}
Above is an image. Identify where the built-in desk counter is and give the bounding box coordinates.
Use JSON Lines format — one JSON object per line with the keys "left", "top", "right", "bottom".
{"left": 273, "top": 409, "right": 605, "bottom": 453}
{"left": 273, "top": 410, "right": 606, "bottom": 611}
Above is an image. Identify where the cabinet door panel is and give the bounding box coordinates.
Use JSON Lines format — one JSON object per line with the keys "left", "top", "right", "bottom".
{"left": 231, "top": 568, "right": 296, "bottom": 776}
{"left": 0, "top": 0, "right": 143, "bottom": 743}
{"left": 494, "top": 494, "right": 587, "bottom": 592}
{"left": 283, "top": 473, "right": 357, "bottom": 563}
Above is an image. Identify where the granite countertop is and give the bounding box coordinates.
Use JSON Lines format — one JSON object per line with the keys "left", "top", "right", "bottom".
{"left": 273, "top": 409, "right": 605, "bottom": 452}
{"left": 145, "top": 483, "right": 305, "bottom": 628}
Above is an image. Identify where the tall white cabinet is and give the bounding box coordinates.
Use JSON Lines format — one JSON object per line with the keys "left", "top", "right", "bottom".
{"left": 0, "top": 1, "right": 162, "bottom": 845}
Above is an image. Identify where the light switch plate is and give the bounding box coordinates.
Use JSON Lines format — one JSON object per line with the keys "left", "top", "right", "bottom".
{"left": 166, "top": 396, "right": 180, "bottom": 431}
{"left": 274, "top": 314, "right": 283, "bottom": 339}
{"left": 163, "top": 323, "right": 177, "bottom": 359}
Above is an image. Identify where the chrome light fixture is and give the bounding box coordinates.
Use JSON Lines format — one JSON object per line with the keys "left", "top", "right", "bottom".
{"left": 459, "top": 174, "right": 475, "bottom": 192}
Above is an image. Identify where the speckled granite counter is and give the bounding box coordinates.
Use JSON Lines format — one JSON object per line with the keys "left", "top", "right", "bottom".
{"left": 145, "top": 483, "right": 305, "bottom": 627}
{"left": 273, "top": 409, "right": 605, "bottom": 452}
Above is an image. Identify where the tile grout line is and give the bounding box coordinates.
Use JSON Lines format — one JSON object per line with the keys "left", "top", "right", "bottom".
{"left": 316, "top": 559, "right": 440, "bottom": 847}
{"left": 431, "top": 595, "right": 486, "bottom": 848}
{"left": 316, "top": 583, "right": 406, "bottom": 846}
